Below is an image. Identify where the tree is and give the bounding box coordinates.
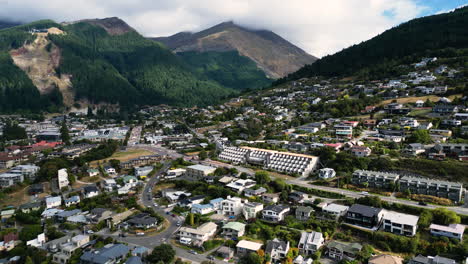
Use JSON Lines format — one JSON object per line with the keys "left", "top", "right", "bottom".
{"left": 147, "top": 244, "right": 176, "bottom": 264}
{"left": 189, "top": 213, "right": 195, "bottom": 226}
{"left": 255, "top": 171, "right": 270, "bottom": 185}
{"left": 60, "top": 118, "right": 71, "bottom": 145}
{"left": 25, "top": 256, "right": 34, "bottom": 264}
{"left": 433, "top": 208, "right": 461, "bottom": 225}
{"left": 239, "top": 252, "right": 263, "bottom": 264}
{"left": 2, "top": 120, "right": 27, "bottom": 140}
{"left": 407, "top": 130, "right": 431, "bottom": 144}
{"left": 418, "top": 210, "right": 433, "bottom": 228}
{"left": 199, "top": 150, "right": 208, "bottom": 160}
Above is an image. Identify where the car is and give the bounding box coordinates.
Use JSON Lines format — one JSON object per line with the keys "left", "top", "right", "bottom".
{"left": 154, "top": 203, "right": 158, "bottom": 207}
{"left": 86, "top": 230, "right": 94, "bottom": 234}
{"left": 207, "top": 256, "right": 215, "bottom": 260}
{"left": 176, "top": 222, "right": 181, "bottom": 227}
{"left": 189, "top": 250, "right": 198, "bottom": 255}
{"left": 418, "top": 201, "right": 427, "bottom": 206}
{"left": 360, "top": 191, "right": 369, "bottom": 196}
{"left": 136, "top": 232, "right": 145, "bottom": 236}
{"left": 166, "top": 211, "right": 170, "bottom": 215}
{"left": 171, "top": 214, "right": 176, "bottom": 217}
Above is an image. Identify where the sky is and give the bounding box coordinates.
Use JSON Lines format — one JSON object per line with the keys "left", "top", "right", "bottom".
{"left": 0, "top": 0, "right": 466, "bottom": 57}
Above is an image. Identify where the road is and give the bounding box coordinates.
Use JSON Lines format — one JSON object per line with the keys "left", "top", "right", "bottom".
{"left": 99, "top": 159, "right": 225, "bottom": 264}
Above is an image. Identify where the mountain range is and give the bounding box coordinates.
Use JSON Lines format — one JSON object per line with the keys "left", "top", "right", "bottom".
{"left": 0, "top": 17, "right": 317, "bottom": 112}
{"left": 153, "top": 21, "right": 317, "bottom": 79}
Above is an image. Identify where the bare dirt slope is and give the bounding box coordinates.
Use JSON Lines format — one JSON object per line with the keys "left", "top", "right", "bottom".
{"left": 10, "top": 27, "right": 75, "bottom": 106}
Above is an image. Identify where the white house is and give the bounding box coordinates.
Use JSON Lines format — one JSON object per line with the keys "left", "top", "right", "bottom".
{"left": 319, "top": 168, "right": 336, "bottom": 179}
{"left": 191, "top": 204, "right": 214, "bottom": 215}
{"left": 64, "top": 196, "right": 81, "bottom": 207}
{"left": 382, "top": 211, "right": 419, "bottom": 236}
{"left": 166, "top": 168, "right": 186, "bottom": 179}
{"left": 226, "top": 179, "right": 256, "bottom": 193}
{"left": 57, "top": 168, "right": 69, "bottom": 190}
{"left": 104, "top": 166, "right": 116, "bottom": 175}
{"left": 178, "top": 222, "right": 217, "bottom": 246}
{"left": 83, "top": 185, "right": 99, "bottom": 199}
{"left": 266, "top": 239, "right": 290, "bottom": 264}
{"left": 430, "top": 223, "right": 465, "bottom": 241}
{"left": 243, "top": 202, "right": 264, "bottom": 220}
{"left": 321, "top": 203, "right": 349, "bottom": 219}
{"left": 298, "top": 231, "right": 324, "bottom": 255}
{"left": 26, "top": 233, "right": 46, "bottom": 248}
{"left": 236, "top": 240, "right": 263, "bottom": 256}
{"left": 46, "top": 196, "right": 62, "bottom": 209}
{"left": 220, "top": 196, "right": 244, "bottom": 216}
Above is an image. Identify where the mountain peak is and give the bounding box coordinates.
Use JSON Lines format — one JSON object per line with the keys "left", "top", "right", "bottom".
{"left": 77, "top": 17, "right": 135, "bottom": 35}
{"left": 152, "top": 22, "right": 317, "bottom": 78}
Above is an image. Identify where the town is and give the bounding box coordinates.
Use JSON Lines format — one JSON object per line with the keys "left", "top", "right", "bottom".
{"left": 0, "top": 52, "right": 466, "bottom": 264}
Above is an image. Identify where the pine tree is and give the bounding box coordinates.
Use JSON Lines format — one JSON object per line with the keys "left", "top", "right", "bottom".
{"left": 60, "top": 118, "right": 71, "bottom": 145}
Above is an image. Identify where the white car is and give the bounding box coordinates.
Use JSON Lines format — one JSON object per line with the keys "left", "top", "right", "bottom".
{"left": 360, "top": 191, "right": 369, "bottom": 196}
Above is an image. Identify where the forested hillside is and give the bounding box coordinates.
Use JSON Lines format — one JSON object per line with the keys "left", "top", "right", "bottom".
{"left": 0, "top": 19, "right": 238, "bottom": 112}
{"left": 276, "top": 6, "right": 468, "bottom": 83}
{"left": 178, "top": 51, "right": 271, "bottom": 90}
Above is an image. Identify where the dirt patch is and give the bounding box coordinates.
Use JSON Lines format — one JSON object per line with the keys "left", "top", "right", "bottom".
{"left": 377, "top": 94, "right": 462, "bottom": 107}
{"left": 10, "top": 28, "right": 74, "bottom": 106}
{"left": 90, "top": 148, "right": 154, "bottom": 167}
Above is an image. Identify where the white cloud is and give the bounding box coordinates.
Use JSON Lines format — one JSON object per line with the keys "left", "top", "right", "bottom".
{"left": 0, "top": 0, "right": 428, "bottom": 57}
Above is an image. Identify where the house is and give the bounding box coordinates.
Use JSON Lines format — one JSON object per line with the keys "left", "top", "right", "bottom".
{"left": 104, "top": 166, "right": 116, "bottom": 175}
{"left": 236, "top": 240, "right": 263, "bottom": 256}
{"left": 405, "top": 143, "right": 426, "bottom": 156}
{"left": 52, "top": 235, "right": 90, "bottom": 264}
{"left": 262, "top": 193, "right": 280, "bottom": 204}
{"left": 185, "top": 164, "right": 216, "bottom": 179}
{"left": 216, "top": 246, "right": 234, "bottom": 260}
{"left": 226, "top": 179, "right": 256, "bottom": 193}
{"left": 46, "top": 196, "right": 62, "bottom": 209}
{"left": 220, "top": 196, "right": 244, "bottom": 216}
{"left": 19, "top": 202, "right": 41, "bottom": 213}
{"left": 429, "top": 223, "right": 465, "bottom": 241}
{"left": 351, "top": 146, "right": 372, "bottom": 157}
{"left": 295, "top": 206, "right": 314, "bottom": 221}
{"left": 166, "top": 168, "right": 186, "bottom": 179}
{"left": 221, "top": 222, "right": 246, "bottom": 239}
{"left": 318, "top": 168, "right": 336, "bottom": 179}
{"left": 266, "top": 239, "right": 290, "bottom": 264}
{"left": 369, "top": 255, "right": 404, "bottom": 264}
{"left": 29, "top": 183, "right": 44, "bottom": 195}
{"left": 209, "top": 198, "right": 224, "bottom": 211}
{"left": 321, "top": 203, "right": 349, "bottom": 219}
{"left": 178, "top": 222, "right": 217, "bottom": 246}
{"left": 125, "top": 213, "right": 158, "bottom": 230}
{"left": 64, "top": 195, "right": 81, "bottom": 207}
{"left": 289, "top": 191, "right": 308, "bottom": 203}
{"left": 56, "top": 209, "right": 82, "bottom": 222}
{"left": 244, "top": 187, "right": 267, "bottom": 197}
{"left": 0, "top": 209, "right": 14, "bottom": 220}
{"left": 327, "top": 241, "right": 362, "bottom": 261}
{"left": 87, "top": 169, "right": 99, "bottom": 177}
{"left": 345, "top": 204, "right": 384, "bottom": 229}
{"left": 409, "top": 255, "right": 457, "bottom": 264}
{"left": 80, "top": 243, "right": 129, "bottom": 264}
{"left": 162, "top": 190, "right": 191, "bottom": 203}
{"left": 298, "top": 231, "right": 324, "bottom": 255}
{"left": 88, "top": 208, "right": 113, "bottom": 224}
{"left": 125, "top": 256, "right": 143, "bottom": 264}
{"left": 132, "top": 246, "right": 151, "bottom": 258}
{"left": 134, "top": 166, "right": 153, "bottom": 179}
{"left": 191, "top": 204, "right": 214, "bottom": 215}
{"left": 294, "top": 256, "right": 313, "bottom": 264}
{"left": 103, "top": 179, "right": 117, "bottom": 192}
{"left": 242, "top": 202, "right": 264, "bottom": 220}
{"left": 83, "top": 185, "right": 99, "bottom": 198}
{"left": 262, "top": 205, "right": 290, "bottom": 223}
{"left": 415, "top": 100, "right": 425, "bottom": 107}
{"left": 122, "top": 175, "right": 138, "bottom": 187}
{"left": 57, "top": 168, "right": 69, "bottom": 190}
{"left": 26, "top": 233, "right": 46, "bottom": 248}
{"left": 382, "top": 211, "right": 419, "bottom": 236}
{"left": 179, "top": 195, "right": 205, "bottom": 208}
{"left": 432, "top": 105, "right": 458, "bottom": 115}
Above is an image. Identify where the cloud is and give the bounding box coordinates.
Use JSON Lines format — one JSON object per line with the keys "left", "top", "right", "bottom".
{"left": 0, "top": 0, "right": 428, "bottom": 57}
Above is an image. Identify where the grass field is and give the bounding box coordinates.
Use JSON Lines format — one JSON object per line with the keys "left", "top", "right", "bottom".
{"left": 0, "top": 183, "right": 51, "bottom": 208}
{"left": 377, "top": 94, "right": 462, "bottom": 107}
{"left": 90, "top": 148, "right": 154, "bottom": 167}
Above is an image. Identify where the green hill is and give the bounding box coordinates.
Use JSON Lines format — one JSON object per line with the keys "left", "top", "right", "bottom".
{"left": 0, "top": 18, "right": 238, "bottom": 113}
{"left": 276, "top": 6, "right": 468, "bottom": 83}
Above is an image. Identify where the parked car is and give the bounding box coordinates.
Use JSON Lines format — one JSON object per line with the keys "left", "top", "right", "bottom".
{"left": 189, "top": 250, "right": 198, "bottom": 255}
{"left": 418, "top": 201, "right": 427, "bottom": 206}
{"left": 360, "top": 191, "right": 369, "bottom": 196}
{"left": 136, "top": 232, "right": 145, "bottom": 236}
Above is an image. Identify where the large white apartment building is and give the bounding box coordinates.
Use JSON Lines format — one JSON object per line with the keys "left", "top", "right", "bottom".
{"left": 218, "top": 146, "right": 319, "bottom": 177}
{"left": 57, "top": 169, "right": 69, "bottom": 190}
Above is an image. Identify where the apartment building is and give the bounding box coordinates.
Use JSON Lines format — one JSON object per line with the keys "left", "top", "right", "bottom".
{"left": 185, "top": 164, "right": 216, "bottom": 179}
{"left": 57, "top": 169, "right": 69, "bottom": 190}
{"left": 382, "top": 211, "right": 419, "bottom": 236}
{"left": 52, "top": 235, "right": 90, "bottom": 264}
{"left": 0, "top": 173, "right": 24, "bottom": 187}
{"left": 399, "top": 176, "right": 463, "bottom": 202}
{"left": 352, "top": 170, "right": 400, "bottom": 189}
{"left": 218, "top": 146, "right": 318, "bottom": 177}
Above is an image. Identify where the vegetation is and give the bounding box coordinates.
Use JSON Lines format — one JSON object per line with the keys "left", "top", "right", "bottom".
{"left": 2, "top": 120, "right": 27, "bottom": 140}
{"left": 147, "top": 244, "right": 176, "bottom": 263}
{"left": 276, "top": 6, "right": 468, "bottom": 82}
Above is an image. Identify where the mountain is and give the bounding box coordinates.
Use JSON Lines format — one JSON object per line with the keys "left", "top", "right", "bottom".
{"left": 0, "top": 21, "right": 20, "bottom": 30}
{"left": 152, "top": 21, "right": 317, "bottom": 79}
{"left": 0, "top": 18, "right": 237, "bottom": 113}
{"left": 276, "top": 6, "right": 468, "bottom": 83}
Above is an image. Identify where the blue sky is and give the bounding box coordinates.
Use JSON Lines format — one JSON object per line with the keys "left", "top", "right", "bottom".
{"left": 417, "top": 0, "right": 467, "bottom": 16}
